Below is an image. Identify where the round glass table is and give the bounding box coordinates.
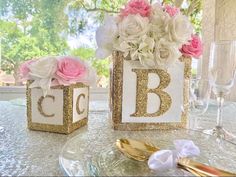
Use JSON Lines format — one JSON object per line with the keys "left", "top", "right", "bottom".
{"left": 59, "top": 112, "right": 236, "bottom": 176}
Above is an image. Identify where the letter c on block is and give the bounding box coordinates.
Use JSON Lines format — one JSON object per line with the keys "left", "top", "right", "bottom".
{"left": 76, "top": 93, "right": 86, "bottom": 115}
{"left": 37, "top": 95, "right": 55, "bottom": 117}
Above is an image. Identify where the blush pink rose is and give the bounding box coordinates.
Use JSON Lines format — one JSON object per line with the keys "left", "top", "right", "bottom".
{"left": 55, "top": 57, "right": 88, "bottom": 85}
{"left": 120, "top": 0, "right": 151, "bottom": 18}
{"left": 164, "top": 5, "right": 180, "bottom": 17}
{"left": 18, "top": 59, "right": 35, "bottom": 80}
{"left": 180, "top": 35, "right": 203, "bottom": 59}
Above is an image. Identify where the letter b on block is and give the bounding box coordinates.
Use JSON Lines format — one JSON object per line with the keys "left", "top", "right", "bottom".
{"left": 130, "top": 69, "right": 172, "bottom": 117}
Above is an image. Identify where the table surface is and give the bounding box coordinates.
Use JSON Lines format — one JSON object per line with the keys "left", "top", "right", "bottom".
{"left": 0, "top": 99, "right": 236, "bottom": 176}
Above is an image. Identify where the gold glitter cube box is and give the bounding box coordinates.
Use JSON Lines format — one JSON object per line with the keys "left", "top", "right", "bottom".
{"left": 110, "top": 52, "right": 191, "bottom": 131}
{"left": 26, "top": 82, "right": 89, "bottom": 134}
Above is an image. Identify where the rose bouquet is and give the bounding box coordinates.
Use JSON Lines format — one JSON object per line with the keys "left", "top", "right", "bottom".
{"left": 95, "top": 0, "right": 202, "bottom": 69}
{"left": 19, "top": 56, "right": 96, "bottom": 96}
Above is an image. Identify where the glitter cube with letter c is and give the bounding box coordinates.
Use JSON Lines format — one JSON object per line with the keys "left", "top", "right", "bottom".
{"left": 95, "top": 0, "right": 202, "bottom": 130}
{"left": 19, "top": 56, "right": 96, "bottom": 134}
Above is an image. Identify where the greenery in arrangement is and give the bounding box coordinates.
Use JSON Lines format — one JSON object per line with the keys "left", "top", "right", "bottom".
{"left": 0, "top": 0, "right": 202, "bottom": 86}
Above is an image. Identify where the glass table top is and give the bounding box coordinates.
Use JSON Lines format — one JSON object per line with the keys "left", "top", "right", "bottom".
{"left": 59, "top": 114, "right": 236, "bottom": 176}
{"left": 1, "top": 99, "right": 236, "bottom": 176}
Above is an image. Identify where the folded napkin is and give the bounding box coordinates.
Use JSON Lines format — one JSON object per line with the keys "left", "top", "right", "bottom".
{"left": 148, "top": 139, "right": 200, "bottom": 171}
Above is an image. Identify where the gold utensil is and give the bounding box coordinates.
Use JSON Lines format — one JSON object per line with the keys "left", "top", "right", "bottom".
{"left": 116, "top": 138, "right": 236, "bottom": 177}
{"left": 116, "top": 138, "right": 203, "bottom": 176}
{"left": 177, "top": 158, "right": 236, "bottom": 177}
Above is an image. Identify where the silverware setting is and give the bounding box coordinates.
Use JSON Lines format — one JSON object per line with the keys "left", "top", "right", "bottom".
{"left": 116, "top": 138, "right": 236, "bottom": 177}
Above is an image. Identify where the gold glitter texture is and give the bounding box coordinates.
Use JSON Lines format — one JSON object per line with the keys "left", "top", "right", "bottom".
{"left": 111, "top": 51, "right": 191, "bottom": 130}
{"left": 130, "top": 69, "right": 172, "bottom": 117}
{"left": 27, "top": 82, "right": 89, "bottom": 134}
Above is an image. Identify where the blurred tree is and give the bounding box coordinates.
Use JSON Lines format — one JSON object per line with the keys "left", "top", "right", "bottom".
{"left": 0, "top": 19, "right": 64, "bottom": 84}
{"left": 0, "top": 0, "right": 69, "bottom": 84}
{"left": 2, "top": 36, "right": 42, "bottom": 83}
{"left": 69, "top": 0, "right": 125, "bottom": 16}
{"left": 71, "top": 47, "right": 95, "bottom": 59}
{"left": 0, "top": 0, "right": 202, "bottom": 87}
{"left": 71, "top": 47, "right": 110, "bottom": 86}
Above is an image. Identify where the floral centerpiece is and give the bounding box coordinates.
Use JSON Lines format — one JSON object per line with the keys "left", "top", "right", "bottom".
{"left": 19, "top": 56, "right": 95, "bottom": 96}
{"left": 95, "top": 0, "right": 203, "bottom": 130}
{"left": 19, "top": 56, "right": 96, "bottom": 134}
{"left": 96, "top": 0, "right": 202, "bottom": 68}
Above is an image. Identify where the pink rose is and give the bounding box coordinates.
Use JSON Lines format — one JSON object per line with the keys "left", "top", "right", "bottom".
{"left": 18, "top": 59, "right": 35, "bottom": 80}
{"left": 55, "top": 56, "right": 88, "bottom": 85}
{"left": 180, "top": 35, "right": 203, "bottom": 59}
{"left": 164, "top": 5, "right": 180, "bottom": 17}
{"left": 120, "top": 0, "right": 151, "bottom": 18}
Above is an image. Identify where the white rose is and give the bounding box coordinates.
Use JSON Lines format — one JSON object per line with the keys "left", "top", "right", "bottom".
{"left": 165, "top": 14, "right": 193, "bottom": 46}
{"left": 113, "top": 39, "right": 139, "bottom": 58}
{"left": 114, "top": 15, "right": 149, "bottom": 59}
{"left": 130, "top": 35, "right": 156, "bottom": 67}
{"left": 28, "top": 56, "right": 57, "bottom": 96}
{"left": 135, "top": 51, "right": 155, "bottom": 67}
{"left": 150, "top": 3, "right": 170, "bottom": 40}
{"left": 118, "top": 14, "right": 149, "bottom": 42}
{"left": 29, "top": 56, "right": 57, "bottom": 79}
{"left": 95, "top": 15, "right": 118, "bottom": 59}
{"left": 154, "top": 38, "right": 181, "bottom": 69}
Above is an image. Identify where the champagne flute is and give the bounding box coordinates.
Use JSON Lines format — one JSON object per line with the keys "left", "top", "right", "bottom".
{"left": 204, "top": 41, "right": 236, "bottom": 139}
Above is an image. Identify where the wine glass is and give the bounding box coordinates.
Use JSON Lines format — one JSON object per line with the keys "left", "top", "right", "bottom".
{"left": 204, "top": 41, "right": 236, "bottom": 140}
{"left": 189, "top": 79, "right": 211, "bottom": 130}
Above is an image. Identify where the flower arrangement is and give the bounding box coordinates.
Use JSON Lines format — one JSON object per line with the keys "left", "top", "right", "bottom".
{"left": 19, "top": 56, "right": 96, "bottom": 96}
{"left": 96, "top": 0, "right": 203, "bottom": 69}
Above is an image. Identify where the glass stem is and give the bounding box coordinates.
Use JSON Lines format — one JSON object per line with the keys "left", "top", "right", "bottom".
{"left": 216, "top": 94, "right": 224, "bottom": 128}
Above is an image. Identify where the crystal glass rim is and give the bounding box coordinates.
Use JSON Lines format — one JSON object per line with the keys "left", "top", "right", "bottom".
{"left": 210, "top": 40, "right": 236, "bottom": 67}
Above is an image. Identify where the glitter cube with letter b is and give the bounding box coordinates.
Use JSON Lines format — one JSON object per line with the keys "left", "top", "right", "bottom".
{"left": 110, "top": 52, "right": 191, "bottom": 130}
{"left": 96, "top": 0, "right": 202, "bottom": 130}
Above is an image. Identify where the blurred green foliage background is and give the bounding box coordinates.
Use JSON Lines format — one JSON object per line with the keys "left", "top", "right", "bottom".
{"left": 0, "top": 0, "right": 202, "bottom": 86}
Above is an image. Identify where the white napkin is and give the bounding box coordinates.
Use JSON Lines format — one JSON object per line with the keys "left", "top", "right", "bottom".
{"left": 148, "top": 139, "right": 200, "bottom": 172}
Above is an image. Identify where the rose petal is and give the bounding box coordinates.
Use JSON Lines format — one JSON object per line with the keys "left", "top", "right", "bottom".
{"left": 56, "top": 57, "right": 87, "bottom": 83}
{"left": 120, "top": 0, "right": 151, "bottom": 18}
{"left": 180, "top": 35, "right": 203, "bottom": 59}
{"left": 165, "top": 5, "right": 180, "bottom": 17}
